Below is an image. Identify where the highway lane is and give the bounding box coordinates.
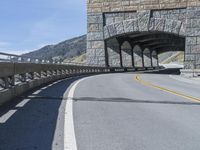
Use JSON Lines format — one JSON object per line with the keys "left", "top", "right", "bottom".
{"left": 0, "top": 76, "right": 84, "bottom": 150}
{"left": 0, "top": 70, "right": 200, "bottom": 150}
{"left": 73, "top": 72, "right": 200, "bottom": 150}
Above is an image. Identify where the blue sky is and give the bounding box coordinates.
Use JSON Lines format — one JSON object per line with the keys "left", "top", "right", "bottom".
{"left": 0, "top": 0, "right": 86, "bottom": 54}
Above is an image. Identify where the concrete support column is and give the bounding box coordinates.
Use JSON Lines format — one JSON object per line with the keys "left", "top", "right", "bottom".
{"left": 87, "top": 13, "right": 105, "bottom": 66}
{"left": 184, "top": 6, "right": 200, "bottom": 69}
{"left": 133, "top": 45, "right": 143, "bottom": 67}
{"left": 143, "top": 48, "right": 151, "bottom": 67}
{"left": 107, "top": 38, "right": 121, "bottom": 67}
{"left": 121, "top": 41, "right": 132, "bottom": 67}
{"left": 150, "top": 50, "right": 153, "bottom": 67}
{"left": 152, "top": 50, "right": 158, "bottom": 67}
{"left": 119, "top": 44, "right": 123, "bottom": 67}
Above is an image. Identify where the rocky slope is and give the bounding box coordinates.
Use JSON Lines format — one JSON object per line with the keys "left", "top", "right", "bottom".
{"left": 23, "top": 35, "right": 86, "bottom": 62}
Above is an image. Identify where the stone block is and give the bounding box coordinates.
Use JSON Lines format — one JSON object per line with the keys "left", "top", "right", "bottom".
{"left": 186, "top": 37, "right": 197, "bottom": 45}
{"left": 91, "top": 41, "right": 105, "bottom": 49}
{"left": 88, "top": 24, "right": 99, "bottom": 32}
{"left": 179, "top": 23, "right": 186, "bottom": 36}
{"left": 114, "top": 22, "right": 125, "bottom": 35}
{"left": 164, "top": 19, "right": 174, "bottom": 33}
{"left": 87, "top": 32, "right": 104, "bottom": 41}
{"left": 95, "top": 49, "right": 105, "bottom": 57}
{"left": 186, "top": 28, "right": 200, "bottom": 36}
{"left": 149, "top": 18, "right": 165, "bottom": 32}
{"left": 88, "top": 13, "right": 103, "bottom": 24}
{"left": 107, "top": 24, "right": 117, "bottom": 37}
{"left": 137, "top": 10, "right": 151, "bottom": 31}
{"left": 123, "top": 19, "right": 134, "bottom": 33}
{"left": 171, "top": 20, "right": 182, "bottom": 35}
{"left": 104, "top": 26, "right": 110, "bottom": 39}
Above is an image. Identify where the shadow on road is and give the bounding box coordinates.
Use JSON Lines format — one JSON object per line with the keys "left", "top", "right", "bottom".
{"left": 0, "top": 76, "right": 83, "bottom": 150}
{"left": 143, "top": 68, "right": 181, "bottom": 75}
{"left": 73, "top": 97, "right": 200, "bottom": 106}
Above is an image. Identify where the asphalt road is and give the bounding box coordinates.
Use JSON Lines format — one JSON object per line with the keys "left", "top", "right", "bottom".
{"left": 73, "top": 70, "right": 200, "bottom": 150}
{"left": 0, "top": 70, "right": 200, "bottom": 150}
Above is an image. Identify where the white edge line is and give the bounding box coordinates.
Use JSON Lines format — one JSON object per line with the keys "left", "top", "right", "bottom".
{"left": 64, "top": 77, "right": 89, "bottom": 150}
{"left": 0, "top": 110, "right": 17, "bottom": 123}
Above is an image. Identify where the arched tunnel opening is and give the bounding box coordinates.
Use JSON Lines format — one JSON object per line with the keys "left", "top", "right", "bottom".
{"left": 105, "top": 32, "right": 185, "bottom": 68}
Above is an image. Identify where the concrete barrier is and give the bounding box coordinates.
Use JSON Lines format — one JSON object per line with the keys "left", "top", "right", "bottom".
{"left": 0, "top": 62, "right": 111, "bottom": 105}
{"left": 180, "top": 69, "right": 200, "bottom": 77}
{"left": 0, "top": 62, "right": 157, "bottom": 106}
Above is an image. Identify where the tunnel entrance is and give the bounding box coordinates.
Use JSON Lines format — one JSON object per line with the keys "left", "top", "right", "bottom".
{"left": 105, "top": 32, "right": 185, "bottom": 68}
{"left": 87, "top": 6, "right": 200, "bottom": 76}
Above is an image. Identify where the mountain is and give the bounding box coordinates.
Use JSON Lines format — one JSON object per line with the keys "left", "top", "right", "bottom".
{"left": 23, "top": 35, "right": 86, "bottom": 62}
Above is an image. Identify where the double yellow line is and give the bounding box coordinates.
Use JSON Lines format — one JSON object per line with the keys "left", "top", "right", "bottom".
{"left": 134, "top": 74, "right": 200, "bottom": 103}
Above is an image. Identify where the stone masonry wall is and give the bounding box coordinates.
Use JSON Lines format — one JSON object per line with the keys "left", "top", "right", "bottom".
{"left": 87, "top": 0, "right": 200, "bottom": 13}
{"left": 87, "top": 13, "right": 105, "bottom": 66}
{"left": 104, "top": 12, "right": 137, "bottom": 25}
{"left": 185, "top": 6, "right": 200, "bottom": 69}
{"left": 87, "top": 0, "right": 200, "bottom": 69}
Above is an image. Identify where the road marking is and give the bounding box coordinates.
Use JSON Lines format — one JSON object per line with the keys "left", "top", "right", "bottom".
{"left": 0, "top": 110, "right": 17, "bottom": 123}
{"left": 32, "top": 90, "right": 42, "bottom": 95}
{"left": 64, "top": 77, "right": 88, "bottom": 150}
{"left": 134, "top": 74, "right": 200, "bottom": 103}
{"left": 15, "top": 99, "right": 31, "bottom": 107}
{"left": 0, "top": 98, "right": 31, "bottom": 123}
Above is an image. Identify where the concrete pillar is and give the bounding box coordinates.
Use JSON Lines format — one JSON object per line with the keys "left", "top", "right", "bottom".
{"left": 107, "top": 38, "right": 121, "bottom": 67}
{"left": 87, "top": 13, "right": 105, "bottom": 66}
{"left": 143, "top": 48, "right": 151, "bottom": 67}
{"left": 121, "top": 41, "right": 132, "bottom": 67}
{"left": 133, "top": 45, "right": 143, "bottom": 67}
{"left": 152, "top": 50, "right": 158, "bottom": 67}
{"left": 185, "top": 6, "right": 200, "bottom": 69}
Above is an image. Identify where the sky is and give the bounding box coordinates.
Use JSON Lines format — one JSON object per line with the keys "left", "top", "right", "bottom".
{"left": 0, "top": 0, "right": 86, "bottom": 54}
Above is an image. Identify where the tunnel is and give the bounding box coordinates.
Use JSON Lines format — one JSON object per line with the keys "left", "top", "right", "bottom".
{"left": 105, "top": 32, "right": 185, "bottom": 68}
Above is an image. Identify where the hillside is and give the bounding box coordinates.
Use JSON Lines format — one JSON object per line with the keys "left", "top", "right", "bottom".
{"left": 159, "top": 51, "right": 184, "bottom": 64}
{"left": 23, "top": 35, "right": 86, "bottom": 61}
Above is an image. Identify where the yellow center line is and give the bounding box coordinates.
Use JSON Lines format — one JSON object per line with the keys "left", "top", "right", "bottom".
{"left": 134, "top": 74, "right": 200, "bottom": 103}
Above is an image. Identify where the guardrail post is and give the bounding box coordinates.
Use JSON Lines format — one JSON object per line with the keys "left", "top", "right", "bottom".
{"left": 37, "top": 72, "right": 41, "bottom": 79}
{"left": 42, "top": 71, "right": 47, "bottom": 77}
{"left": 28, "top": 72, "right": 34, "bottom": 80}
{"left": 3, "top": 77, "right": 9, "bottom": 89}
{"left": 19, "top": 74, "right": 26, "bottom": 82}
{"left": 10, "top": 76, "right": 15, "bottom": 86}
